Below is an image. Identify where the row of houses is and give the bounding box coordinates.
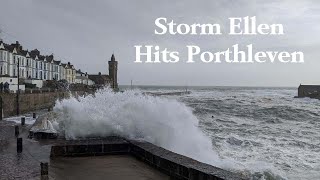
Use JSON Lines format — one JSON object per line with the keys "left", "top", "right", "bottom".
{"left": 0, "top": 40, "right": 118, "bottom": 92}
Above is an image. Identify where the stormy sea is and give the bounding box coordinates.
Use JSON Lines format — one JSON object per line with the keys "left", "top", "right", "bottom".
{"left": 48, "top": 86, "right": 319, "bottom": 180}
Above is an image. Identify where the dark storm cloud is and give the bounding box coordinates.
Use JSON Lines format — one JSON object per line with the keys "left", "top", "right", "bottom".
{"left": 0, "top": 0, "right": 319, "bottom": 86}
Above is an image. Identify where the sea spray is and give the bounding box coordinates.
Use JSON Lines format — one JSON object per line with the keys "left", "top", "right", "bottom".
{"left": 48, "top": 87, "right": 289, "bottom": 179}
{"left": 53, "top": 88, "right": 238, "bottom": 169}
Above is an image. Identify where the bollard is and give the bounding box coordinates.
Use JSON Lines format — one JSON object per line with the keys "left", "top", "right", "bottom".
{"left": 40, "top": 162, "right": 49, "bottom": 180}
{"left": 15, "top": 125, "right": 19, "bottom": 136}
{"left": 21, "top": 117, "right": 25, "bottom": 126}
{"left": 33, "top": 113, "right": 36, "bottom": 119}
{"left": 17, "top": 138, "right": 22, "bottom": 153}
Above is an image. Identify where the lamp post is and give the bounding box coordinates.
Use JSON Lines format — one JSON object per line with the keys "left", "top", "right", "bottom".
{"left": 14, "top": 51, "right": 20, "bottom": 115}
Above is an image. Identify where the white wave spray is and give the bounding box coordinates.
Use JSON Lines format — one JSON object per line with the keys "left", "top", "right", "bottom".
{"left": 53, "top": 88, "right": 238, "bottom": 169}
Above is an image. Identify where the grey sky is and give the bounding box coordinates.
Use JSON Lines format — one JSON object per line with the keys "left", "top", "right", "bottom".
{"left": 0, "top": 0, "right": 319, "bottom": 86}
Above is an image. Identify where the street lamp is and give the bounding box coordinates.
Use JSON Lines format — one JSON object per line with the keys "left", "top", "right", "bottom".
{"left": 14, "top": 50, "right": 20, "bottom": 115}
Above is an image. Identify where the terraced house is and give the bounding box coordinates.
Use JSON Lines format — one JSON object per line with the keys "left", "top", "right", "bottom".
{"left": 0, "top": 41, "right": 81, "bottom": 91}
{"left": 0, "top": 40, "right": 118, "bottom": 92}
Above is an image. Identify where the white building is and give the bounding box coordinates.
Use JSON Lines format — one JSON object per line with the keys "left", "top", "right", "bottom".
{"left": 0, "top": 40, "right": 88, "bottom": 90}
{"left": 75, "top": 69, "right": 95, "bottom": 85}
{"left": 0, "top": 77, "right": 25, "bottom": 92}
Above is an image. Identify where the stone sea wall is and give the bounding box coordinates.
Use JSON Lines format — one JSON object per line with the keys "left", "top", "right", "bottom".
{"left": 0, "top": 91, "right": 91, "bottom": 118}
{"left": 50, "top": 137, "right": 246, "bottom": 180}
{"left": 297, "top": 85, "right": 320, "bottom": 99}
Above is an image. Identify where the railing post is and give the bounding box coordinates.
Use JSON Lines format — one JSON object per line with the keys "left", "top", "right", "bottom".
{"left": 17, "top": 138, "right": 22, "bottom": 153}
{"left": 15, "top": 125, "right": 19, "bottom": 137}
{"left": 21, "top": 117, "right": 25, "bottom": 126}
{"left": 40, "top": 162, "right": 49, "bottom": 180}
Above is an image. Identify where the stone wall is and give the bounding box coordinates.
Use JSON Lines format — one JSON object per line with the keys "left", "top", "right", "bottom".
{"left": 0, "top": 91, "right": 90, "bottom": 118}
{"left": 50, "top": 137, "right": 246, "bottom": 180}
{"left": 298, "top": 85, "right": 320, "bottom": 99}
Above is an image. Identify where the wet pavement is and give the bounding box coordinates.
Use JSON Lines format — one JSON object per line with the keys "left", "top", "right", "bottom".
{"left": 0, "top": 112, "right": 170, "bottom": 180}
{"left": 0, "top": 110, "right": 66, "bottom": 179}
{"left": 50, "top": 156, "right": 169, "bottom": 180}
{"left": 0, "top": 118, "right": 48, "bottom": 180}
{"left": 1, "top": 110, "right": 243, "bottom": 180}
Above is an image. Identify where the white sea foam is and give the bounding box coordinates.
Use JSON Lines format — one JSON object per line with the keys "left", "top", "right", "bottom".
{"left": 53, "top": 88, "right": 238, "bottom": 169}
{"left": 179, "top": 87, "right": 320, "bottom": 180}
{"left": 52, "top": 87, "right": 313, "bottom": 179}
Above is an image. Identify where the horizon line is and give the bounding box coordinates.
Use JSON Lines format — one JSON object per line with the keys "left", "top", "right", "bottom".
{"left": 119, "top": 84, "right": 299, "bottom": 88}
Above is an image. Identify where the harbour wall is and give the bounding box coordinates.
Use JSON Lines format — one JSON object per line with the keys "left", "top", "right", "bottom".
{"left": 50, "top": 137, "right": 245, "bottom": 180}
{"left": 0, "top": 91, "right": 91, "bottom": 118}
{"left": 297, "top": 85, "right": 320, "bottom": 99}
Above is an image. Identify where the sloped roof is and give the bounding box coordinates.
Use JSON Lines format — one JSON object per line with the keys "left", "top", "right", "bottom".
{"left": 61, "top": 63, "right": 68, "bottom": 68}
{"left": 38, "top": 55, "right": 45, "bottom": 61}
{"left": 53, "top": 60, "right": 61, "bottom": 65}
{"left": 3, "top": 43, "right": 14, "bottom": 52}
{"left": 88, "top": 74, "right": 110, "bottom": 85}
{"left": 46, "top": 54, "right": 54, "bottom": 62}
{"left": 76, "top": 69, "right": 85, "bottom": 74}
{"left": 20, "top": 50, "right": 29, "bottom": 57}
{"left": 30, "top": 49, "right": 40, "bottom": 59}
{"left": 0, "top": 41, "right": 5, "bottom": 50}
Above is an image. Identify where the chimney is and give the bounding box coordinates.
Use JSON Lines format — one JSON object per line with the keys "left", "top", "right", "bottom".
{"left": 68, "top": 62, "right": 71, "bottom": 65}
{"left": 12, "top": 41, "right": 22, "bottom": 52}
{"left": 98, "top": 72, "right": 101, "bottom": 75}
{"left": 31, "top": 49, "right": 40, "bottom": 56}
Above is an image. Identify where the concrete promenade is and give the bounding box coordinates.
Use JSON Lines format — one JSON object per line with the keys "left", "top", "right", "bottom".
{"left": 50, "top": 156, "right": 169, "bottom": 180}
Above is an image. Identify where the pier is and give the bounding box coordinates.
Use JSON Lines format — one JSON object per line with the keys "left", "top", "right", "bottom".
{"left": 297, "top": 84, "right": 320, "bottom": 99}
{"left": 144, "top": 91, "right": 191, "bottom": 96}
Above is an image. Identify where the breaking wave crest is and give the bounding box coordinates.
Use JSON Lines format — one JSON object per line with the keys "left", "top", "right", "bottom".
{"left": 53, "top": 88, "right": 236, "bottom": 169}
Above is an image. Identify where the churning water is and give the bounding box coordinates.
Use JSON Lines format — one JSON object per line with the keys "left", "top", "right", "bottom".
{"left": 52, "top": 87, "right": 320, "bottom": 180}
